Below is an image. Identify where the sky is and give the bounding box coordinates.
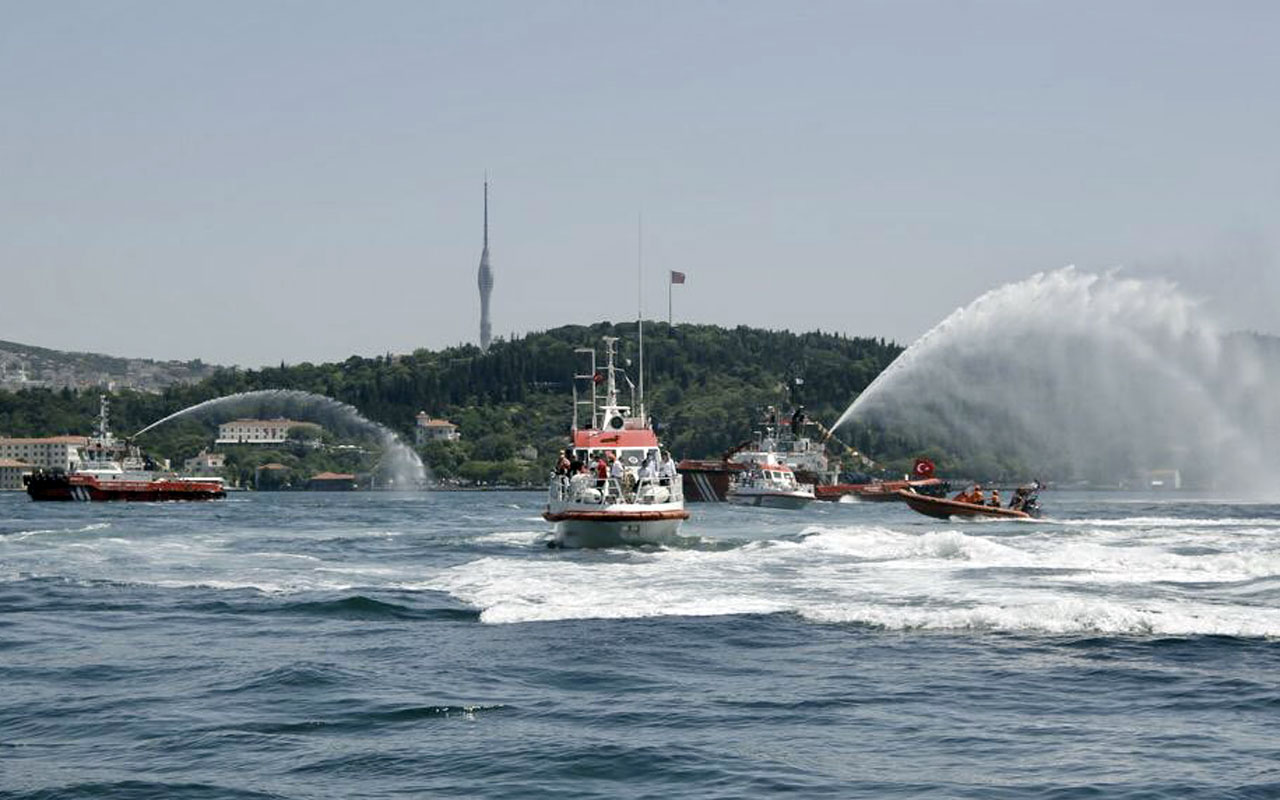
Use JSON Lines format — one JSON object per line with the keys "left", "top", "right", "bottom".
{"left": 2, "top": 1, "right": 1278, "bottom": 367}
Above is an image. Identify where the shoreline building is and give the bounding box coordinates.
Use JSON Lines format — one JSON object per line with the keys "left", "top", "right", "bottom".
{"left": 308, "top": 471, "right": 358, "bottom": 491}
{"left": 415, "top": 412, "right": 460, "bottom": 445}
{"left": 0, "top": 435, "right": 88, "bottom": 472}
{"left": 215, "top": 418, "right": 308, "bottom": 445}
{"left": 0, "top": 457, "right": 35, "bottom": 490}
{"left": 477, "top": 179, "right": 493, "bottom": 352}
{"left": 183, "top": 450, "right": 226, "bottom": 476}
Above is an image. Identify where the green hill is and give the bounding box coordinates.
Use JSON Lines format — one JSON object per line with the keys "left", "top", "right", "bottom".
{"left": 0, "top": 322, "right": 903, "bottom": 484}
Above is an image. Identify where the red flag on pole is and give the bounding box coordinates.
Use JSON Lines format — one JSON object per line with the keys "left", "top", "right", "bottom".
{"left": 670, "top": 271, "right": 686, "bottom": 284}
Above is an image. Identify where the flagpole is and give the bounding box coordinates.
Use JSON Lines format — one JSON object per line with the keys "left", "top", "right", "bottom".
{"left": 668, "top": 272, "right": 673, "bottom": 326}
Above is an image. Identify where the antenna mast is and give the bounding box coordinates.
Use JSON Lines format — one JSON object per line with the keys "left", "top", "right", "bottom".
{"left": 637, "top": 213, "right": 645, "bottom": 424}
{"left": 477, "top": 174, "right": 494, "bottom": 352}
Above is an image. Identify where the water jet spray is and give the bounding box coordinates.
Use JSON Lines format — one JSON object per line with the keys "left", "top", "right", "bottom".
{"left": 834, "top": 267, "right": 1278, "bottom": 493}
{"left": 135, "top": 390, "right": 429, "bottom": 488}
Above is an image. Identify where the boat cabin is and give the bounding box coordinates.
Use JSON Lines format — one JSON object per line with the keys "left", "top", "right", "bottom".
{"left": 739, "top": 461, "right": 801, "bottom": 489}
{"left": 570, "top": 429, "right": 660, "bottom": 469}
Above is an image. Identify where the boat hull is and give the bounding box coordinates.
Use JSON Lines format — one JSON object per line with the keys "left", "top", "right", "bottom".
{"left": 543, "top": 508, "right": 689, "bottom": 548}
{"left": 814, "top": 478, "right": 947, "bottom": 502}
{"left": 897, "top": 490, "right": 1031, "bottom": 520}
{"left": 726, "top": 490, "right": 814, "bottom": 510}
{"left": 24, "top": 472, "right": 226, "bottom": 502}
{"left": 679, "top": 460, "right": 743, "bottom": 502}
{"left": 680, "top": 461, "right": 832, "bottom": 502}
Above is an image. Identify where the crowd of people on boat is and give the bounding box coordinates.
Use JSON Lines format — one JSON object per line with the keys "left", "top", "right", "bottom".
{"left": 952, "top": 482, "right": 1039, "bottom": 512}
{"left": 554, "top": 448, "right": 679, "bottom": 503}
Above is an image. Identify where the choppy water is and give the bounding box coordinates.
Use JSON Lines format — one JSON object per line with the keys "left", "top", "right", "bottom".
{"left": 2, "top": 490, "right": 1278, "bottom": 798}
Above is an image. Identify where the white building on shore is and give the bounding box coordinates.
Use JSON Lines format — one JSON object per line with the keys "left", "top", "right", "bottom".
{"left": 183, "top": 450, "right": 226, "bottom": 475}
{"left": 0, "top": 457, "right": 35, "bottom": 490}
{"left": 215, "top": 419, "right": 307, "bottom": 445}
{"left": 0, "top": 436, "right": 88, "bottom": 472}
{"left": 415, "top": 413, "right": 460, "bottom": 445}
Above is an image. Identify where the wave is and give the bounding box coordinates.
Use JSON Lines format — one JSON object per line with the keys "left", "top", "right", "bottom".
{"left": 236, "top": 703, "right": 507, "bottom": 735}
{"left": 1, "top": 522, "right": 112, "bottom": 540}
{"left": 265, "top": 594, "right": 477, "bottom": 622}
{"left": 163, "top": 592, "right": 480, "bottom": 622}
{"left": 1054, "top": 516, "right": 1280, "bottom": 529}
{"left": 798, "top": 598, "right": 1280, "bottom": 637}
{"left": 0, "top": 781, "right": 288, "bottom": 800}
{"left": 429, "top": 524, "right": 1280, "bottom": 636}
{"left": 471, "top": 530, "right": 549, "bottom": 546}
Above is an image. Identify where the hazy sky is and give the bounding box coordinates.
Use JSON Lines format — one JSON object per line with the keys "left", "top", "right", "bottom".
{"left": 3, "top": 1, "right": 1277, "bottom": 366}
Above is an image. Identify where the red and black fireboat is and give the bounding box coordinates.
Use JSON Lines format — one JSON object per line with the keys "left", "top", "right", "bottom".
{"left": 24, "top": 396, "right": 225, "bottom": 502}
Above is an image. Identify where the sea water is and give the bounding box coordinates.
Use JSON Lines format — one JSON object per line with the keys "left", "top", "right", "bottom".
{"left": 1, "top": 491, "right": 1277, "bottom": 798}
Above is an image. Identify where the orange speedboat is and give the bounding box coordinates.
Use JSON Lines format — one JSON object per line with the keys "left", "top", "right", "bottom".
{"left": 897, "top": 488, "right": 1040, "bottom": 521}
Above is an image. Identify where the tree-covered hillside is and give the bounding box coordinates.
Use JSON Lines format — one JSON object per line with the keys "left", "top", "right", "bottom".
{"left": 0, "top": 323, "right": 903, "bottom": 484}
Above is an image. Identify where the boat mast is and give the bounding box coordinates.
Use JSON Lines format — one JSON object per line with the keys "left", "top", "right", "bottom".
{"left": 97, "top": 394, "right": 110, "bottom": 441}
{"left": 602, "top": 336, "right": 619, "bottom": 410}
{"left": 572, "top": 347, "right": 598, "bottom": 430}
{"left": 637, "top": 213, "right": 645, "bottom": 424}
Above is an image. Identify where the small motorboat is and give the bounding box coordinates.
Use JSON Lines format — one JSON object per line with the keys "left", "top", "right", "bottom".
{"left": 897, "top": 488, "right": 1040, "bottom": 521}
{"left": 726, "top": 459, "right": 815, "bottom": 509}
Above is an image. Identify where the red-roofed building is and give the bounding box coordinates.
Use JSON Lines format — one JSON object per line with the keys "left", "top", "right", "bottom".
{"left": 307, "top": 471, "right": 358, "bottom": 491}
{"left": 415, "top": 412, "right": 460, "bottom": 445}
{"left": 254, "top": 462, "right": 291, "bottom": 490}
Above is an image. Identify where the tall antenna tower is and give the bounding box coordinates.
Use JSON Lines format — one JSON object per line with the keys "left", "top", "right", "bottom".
{"left": 477, "top": 179, "right": 494, "bottom": 352}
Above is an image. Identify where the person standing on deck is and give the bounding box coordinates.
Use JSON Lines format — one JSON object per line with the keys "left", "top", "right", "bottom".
{"left": 660, "top": 450, "right": 678, "bottom": 486}
{"left": 608, "top": 452, "right": 624, "bottom": 498}
{"left": 595, "top": 455, "right": 609, "bottom": 491}
{"left": 790, "top": 406, "right": 806, "bottom": 436}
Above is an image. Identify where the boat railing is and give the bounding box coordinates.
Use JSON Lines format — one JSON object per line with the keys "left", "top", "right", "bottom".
{"left": 548, "top": 472, "right": 683, "bottom": 505}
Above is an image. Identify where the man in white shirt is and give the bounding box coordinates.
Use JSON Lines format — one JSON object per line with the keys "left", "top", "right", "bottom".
{"left": 608, "top": 452, "right": 624, "bottom": 498}
{"left": 659, "top": 450, "right": 678, "bottom": 485}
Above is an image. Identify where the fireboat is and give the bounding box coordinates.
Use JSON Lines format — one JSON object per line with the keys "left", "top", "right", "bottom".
{"left": 543, "top": 337, "right": 688, "bottom": 548}
{"left": 679, "top": 406, "right": 837, "bottom": 502}
{"left": 679, "top": 406, "right": 948, "bottom": 503}
{"left": 726, "top": 457, "right": 816, "bottom": 509}
{"left": 24, "top": 396, "right": 226, "bottom": 502}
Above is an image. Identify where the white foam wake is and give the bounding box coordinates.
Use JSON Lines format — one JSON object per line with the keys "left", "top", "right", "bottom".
{"left": 429, "top": 524, "right": 1280, "bottom": 635}
{"left": 1054, "top": 516, "right": 1280, "bottom": 529}
{"left": 3, "top": 522, "right": 112, "bottom": 540}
